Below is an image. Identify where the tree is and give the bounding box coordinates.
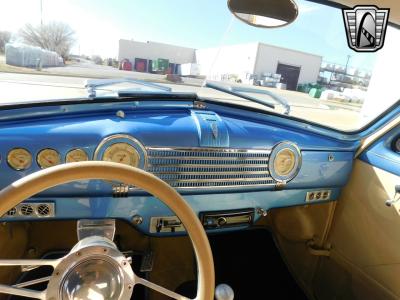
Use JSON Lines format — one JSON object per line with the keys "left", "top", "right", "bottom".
{"left": 91, "top": 55, "right": 103, "bottom": 65}
{"left": 0, "top": 31, "right": 11, "bottom": 53}
{"left": 19, "top": 22, "right": 75, "bottom": 59}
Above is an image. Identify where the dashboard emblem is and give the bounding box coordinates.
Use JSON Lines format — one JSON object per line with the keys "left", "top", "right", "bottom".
{"left": 210, "top": 122, "right": 218, "bottom": 139}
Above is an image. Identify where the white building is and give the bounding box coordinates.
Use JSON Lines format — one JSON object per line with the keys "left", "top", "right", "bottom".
{"left": 196, "top": 42, "right": 322, "bottom": 90}
{"left": 118, "top": 39, "right": 195, "bottom": 71}
{"left": 118, "top": 39, "right": 322, "bottom": 90}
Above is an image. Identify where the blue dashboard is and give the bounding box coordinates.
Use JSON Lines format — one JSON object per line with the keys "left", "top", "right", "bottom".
{"left": 0, "top": 97, "right": 357, "bottom": 235}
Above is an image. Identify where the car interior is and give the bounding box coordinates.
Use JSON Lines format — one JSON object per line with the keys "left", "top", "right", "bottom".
{"left": 0, "top": 0, "right": 399, "bottom": 299}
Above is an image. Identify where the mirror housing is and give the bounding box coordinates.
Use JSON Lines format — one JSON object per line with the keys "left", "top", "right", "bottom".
{"left": 227, "top": 0, "right": 298, "bottom": 28}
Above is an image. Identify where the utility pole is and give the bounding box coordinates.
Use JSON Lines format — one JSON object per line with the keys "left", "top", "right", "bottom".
{"left": 345, "top": 55, "right": 351, "bottom": 74}
{"left": 40, "top": 0, "right": 43, "bottom": 26}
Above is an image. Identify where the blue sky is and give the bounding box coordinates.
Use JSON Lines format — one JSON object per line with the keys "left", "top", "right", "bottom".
{"left": 2, "top": 0, "right": 376, "bottom": 70}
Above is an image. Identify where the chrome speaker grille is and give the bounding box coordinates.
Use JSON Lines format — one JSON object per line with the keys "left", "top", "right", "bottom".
{"left": 146, "top": 147, "right": 275, "bottom": 189}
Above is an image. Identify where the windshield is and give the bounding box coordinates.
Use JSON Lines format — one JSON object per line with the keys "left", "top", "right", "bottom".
{"left": 0, "top": 0, "right": 399, "bottom": 131}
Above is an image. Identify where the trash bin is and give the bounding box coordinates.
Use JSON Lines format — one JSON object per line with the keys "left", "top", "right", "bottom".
{"left": 309, "top": 88, "right": 322, "bottom": 98}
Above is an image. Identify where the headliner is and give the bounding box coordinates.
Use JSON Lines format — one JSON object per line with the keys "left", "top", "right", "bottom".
{"left": 319, "top": 0, "right": 399, "bottom": 25}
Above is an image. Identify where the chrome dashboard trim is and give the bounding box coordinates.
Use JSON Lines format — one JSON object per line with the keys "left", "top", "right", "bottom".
{"left": 146, "top": 147, "right": 272, "bottom": 154}
{"left": 146, "top": 146, "right": 276, "bottom": 189}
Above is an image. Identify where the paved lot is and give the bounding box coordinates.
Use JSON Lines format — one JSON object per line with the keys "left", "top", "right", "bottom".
{"left": 0, "top": 63, "right": 363, "bottom": 131}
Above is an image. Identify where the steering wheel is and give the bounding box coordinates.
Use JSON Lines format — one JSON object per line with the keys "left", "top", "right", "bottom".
{"left": 0, "top": 161, "right": 215, "bottom": 300}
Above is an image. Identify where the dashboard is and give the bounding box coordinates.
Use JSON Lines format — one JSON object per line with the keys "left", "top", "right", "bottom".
{"left": 0, "top": 99, "right": 356, "bottom": 235}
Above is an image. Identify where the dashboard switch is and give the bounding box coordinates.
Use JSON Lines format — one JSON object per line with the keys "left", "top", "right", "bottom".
{"left": 306, "top": 190, "right": 331, "bottom": 202}
{"left": 150, "top": 216, "right": 185, "bottom": 233}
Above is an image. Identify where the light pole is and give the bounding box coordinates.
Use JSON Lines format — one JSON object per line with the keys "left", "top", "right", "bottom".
{"left": 40, "top": 0, "right": 43, "bottom": 26}
{"left": 345, "top": 55, "right": 351, "bottom": 74}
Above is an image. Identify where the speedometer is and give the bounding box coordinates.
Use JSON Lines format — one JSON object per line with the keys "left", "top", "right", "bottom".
{"left": 102, "top": 143, "right": 140, "bottom": 167}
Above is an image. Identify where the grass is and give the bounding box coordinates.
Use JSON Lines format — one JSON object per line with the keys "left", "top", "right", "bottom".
{"left": 0, "top": 62, "right": 44, "bottom": 75}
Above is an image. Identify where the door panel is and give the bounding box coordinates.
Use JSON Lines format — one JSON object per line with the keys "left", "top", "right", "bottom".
{"left": 360, "top": 128, "right": 400, "bottom": 176}
{"left": 315, "top": 159, "right": 400, "bottom": 299}
{"left": 276, "top": 63, "right": 300, "bottom": 91}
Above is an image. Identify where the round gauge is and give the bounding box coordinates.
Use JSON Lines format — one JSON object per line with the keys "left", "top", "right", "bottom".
{"left": 7, "top": 148, "right": 32, "bottom": 170}
{"left": 102, "top": 142, "right": 140, "bottom": 167}
{"left": 37, "top": 148, "right": 61, "bottom": 169}
{"left": 274, "top": 148, "right": 296, "bottom": 176}
{"left": 269, "top": 142, "right": 301, "bottom": 183}
{"left": 66, "top": 149, "right": 89, "bottom": 163}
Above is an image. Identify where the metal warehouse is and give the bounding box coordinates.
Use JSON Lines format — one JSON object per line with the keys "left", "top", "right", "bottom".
{"left": 118, "top": 39, "right": 322, "bottom": 91}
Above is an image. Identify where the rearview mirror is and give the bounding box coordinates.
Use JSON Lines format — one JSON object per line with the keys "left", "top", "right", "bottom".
{"left": 227, "top": 0, "right": 298, "bottom": 28}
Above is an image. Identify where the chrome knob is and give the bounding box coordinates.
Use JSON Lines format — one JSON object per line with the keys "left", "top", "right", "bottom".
{"left": 215, "top": 283, "right": 234, "bottom": 300}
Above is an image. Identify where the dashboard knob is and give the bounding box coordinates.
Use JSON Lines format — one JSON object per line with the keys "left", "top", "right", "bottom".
{"left": 215, "top": 284, "right": 234, "bottom": 300}
{"left": 217, "top": 217, "right": 227, "bottom": 226}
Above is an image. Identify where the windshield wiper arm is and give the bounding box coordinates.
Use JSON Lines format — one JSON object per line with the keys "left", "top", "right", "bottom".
{"left": 204, "top": 81, "right": 290, "bottom": 115}
{"left": 85, "top": 78, "right": 171, "bottom": 98}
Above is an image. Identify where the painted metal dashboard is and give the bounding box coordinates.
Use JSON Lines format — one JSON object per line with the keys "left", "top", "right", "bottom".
{"left": 0, "top": 99, "right": 356, "bottom": 235}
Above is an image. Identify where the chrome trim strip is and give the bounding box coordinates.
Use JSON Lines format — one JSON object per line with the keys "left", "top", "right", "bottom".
{"left": 152, "top": 171, "right": 270, "bottom": 175}
{"left": 128, "top": 182, "right": 276, "bottom": 190}
{"left": 167, "top": 183, "right": 276, "bottom": 189}
{"left": 147, "top": 147, "right": 271, "bottom": 154}
{"left": 148, "top": 156, "right": 270, "bottom": 161}
{"left": 149, "top": 163, "right": 269, "bottom": 168}
{"left": 162, "top": 177, "right": 273, "bottom": 183}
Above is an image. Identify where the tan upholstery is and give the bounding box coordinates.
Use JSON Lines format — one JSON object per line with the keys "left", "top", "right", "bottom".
{"left": 315, "top": 160, "right": 400, "bottom": 299}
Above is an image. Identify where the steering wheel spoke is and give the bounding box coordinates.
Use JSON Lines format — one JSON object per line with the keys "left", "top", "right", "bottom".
{"left": 0, "top": 258, "right": 60, "bottom": 268}
{"left": 0, "top": 162, "right": 215, "bottom": 299}
{"left": 0, "top": 284, "right": 46, "bottom": 299}
{"left": 135, "top": 275, "right": 192, "bottom": 300}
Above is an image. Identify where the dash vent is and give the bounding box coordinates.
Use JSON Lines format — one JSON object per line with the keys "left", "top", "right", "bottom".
{"left": 20, "top": 204, "right": 34, "bottom": 216}
{"left": 1, "top": 202, "right": 55, "bottom": 218}
{"left": 6, "top": 207, "right": 17, "bottom": 216}
{"left": 37, "top": 204, "right": 51, "bottom": 216}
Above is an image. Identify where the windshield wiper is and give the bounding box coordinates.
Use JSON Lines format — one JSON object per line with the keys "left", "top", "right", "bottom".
{"left": 85, "top": 78, "right": 171, "bottom": 98}
{"left": 204, "top": 81, "right": 291, "bottom": 115}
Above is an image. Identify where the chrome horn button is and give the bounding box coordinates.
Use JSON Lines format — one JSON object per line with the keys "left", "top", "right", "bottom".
{"left": 46, "top": 236, "right": 134, "bottom": 300}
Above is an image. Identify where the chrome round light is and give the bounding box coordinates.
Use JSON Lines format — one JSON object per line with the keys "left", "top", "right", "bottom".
{"left": 61, "top": 259, "right": 123, "bottom": 300}
{"left": 269, "top": 142, "right": 301, "bottom": 183}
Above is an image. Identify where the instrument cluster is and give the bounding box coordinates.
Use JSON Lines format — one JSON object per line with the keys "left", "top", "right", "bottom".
{"left": 6, "top": 135, "right": 145, "bottom": 171}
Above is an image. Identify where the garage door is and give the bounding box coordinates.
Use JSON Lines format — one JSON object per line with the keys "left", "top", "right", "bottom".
{"left": 276, "top": 63, "right": 301, "bottom": 91}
